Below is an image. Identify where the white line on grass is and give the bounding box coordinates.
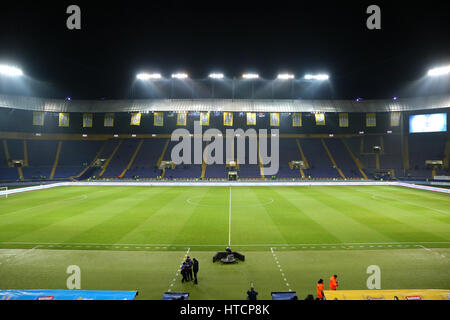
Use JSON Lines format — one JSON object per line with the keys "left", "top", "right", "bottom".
{"left": 228, "top": 187, "right": 232, "bottom": 247}
{"left": 417, "top": 245, "right": 448, "bottom": 260}
{"left": 271, "top": 247, "right": 292, "bottom": 292}
{"left": 0, "top": 241, "right": 449, "bottom": 248}
{"left": 167, "top": 247, "right": 190, "bottom": 293}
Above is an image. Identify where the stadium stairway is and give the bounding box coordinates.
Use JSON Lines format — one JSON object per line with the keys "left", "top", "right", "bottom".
{"left": 97, "top": 139, "right": 123, "bottom": 178}
{"left": 49, "top": 141, "right": 63, "bottom": 179}
{"left": 119, "top": 139, "right": 144, "bottom": 178}
{"left": 341, "top": 139, "right": 368, "bottom": 179}
{"left": 296, "top": 138, "right": 310, "bottom": 178}
{"left": 56, "top": 140, "right": 106, "bottom": 179}
{"left": 101, "top": 139, "right": 141, "bottom": 178}
{"left": 124, "top": 139, "right": 167, "bottom": 179}
{"left": 325, "top": 138, "right": 362, "bottom": 179}
{"left": 300, "top": 138, "right": 341, "bottom": 179}
{"left": 321, "top": 139, "right": 345, "bottom": 179}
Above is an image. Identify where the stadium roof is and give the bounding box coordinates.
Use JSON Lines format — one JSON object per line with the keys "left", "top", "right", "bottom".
{"left": 0, "top": 94, "right": 449, "bottom": 114}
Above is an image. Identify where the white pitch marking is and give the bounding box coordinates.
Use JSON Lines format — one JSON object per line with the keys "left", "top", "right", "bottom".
{"left": 228, "top": 187, "right": 232, "bottom": 247}
{"left": 271, "top": 247, "right": 292, "bottom": 291}
{"left": 167, "top": 247, "right": 190, "bottom": 292}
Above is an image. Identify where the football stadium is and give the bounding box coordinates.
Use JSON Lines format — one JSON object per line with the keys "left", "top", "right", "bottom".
{"left": 0, "top": 2, "right": 449, "bottom": 304}
{"left": 0, "top": 92, "right": 449, "bottom": 300}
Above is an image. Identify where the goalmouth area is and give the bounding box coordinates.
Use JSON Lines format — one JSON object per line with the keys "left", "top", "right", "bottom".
{"left": 0, "top": 181, "right": 449, "bottom": 299}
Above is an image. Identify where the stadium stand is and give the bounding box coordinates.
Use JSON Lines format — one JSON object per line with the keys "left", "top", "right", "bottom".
{"left": 0, "top": 94, "right": 448, "bottom": 182}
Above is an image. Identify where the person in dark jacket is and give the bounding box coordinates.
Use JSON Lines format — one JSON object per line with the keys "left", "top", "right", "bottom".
{"left": 180, "top": 262, "right": 189, "bottom": 283}
{"left": 247, "top": 287, "right": 258, "bottom": 300}
{"left": 186, "top": 256, "right": 193, "bottom": 281}
{"left": 193, "top": 258, "right": 199, "bottom": 284}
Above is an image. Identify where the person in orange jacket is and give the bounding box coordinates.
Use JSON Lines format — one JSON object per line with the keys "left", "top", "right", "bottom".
{"left": 330, "top": 274, "right": 338, "bottom": 290}
{"left": 316, "top": 279, "right": 325, "bottom": 300}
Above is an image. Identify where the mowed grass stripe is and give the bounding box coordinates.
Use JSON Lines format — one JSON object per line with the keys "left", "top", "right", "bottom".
{"left": 252, "top": 187, "right": 342, "bottom": 244}
{"left": 228, "top": 187, "right": 287, "bottom": 245}
{"left": 0, "top": 186, "right": 448, "bottom": 251}
{"left": 0, "top": 187, "right": 99, "bottom": 218}
{"left": 312, "top": 186, "right": 449, "bottom": 243}
{"left": 355, "top": 186, "right": 450, "bottom": 220}
{"left": 344, "top": 187, "right": 450, "bottom": 233}
{"left": 64, "top": 187, "right": 187, "bottom": 245}
{"left": 276, "top": 186, "right": 395, "bottom": 243}
{"left": 0, "top": 187, "right": 131, "bottom": 242}
{"left": 118, "top": 187, "right": 218, "bottom": 245}
{"left": 171, "top": 187, "right": 229, "bottom": 245}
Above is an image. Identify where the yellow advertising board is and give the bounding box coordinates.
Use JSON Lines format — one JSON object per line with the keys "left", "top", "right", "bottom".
{"left": 324, "top": 289, "right": 450, "bottom": 300}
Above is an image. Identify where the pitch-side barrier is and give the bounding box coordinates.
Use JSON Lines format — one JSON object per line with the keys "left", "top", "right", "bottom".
{"left": 1, "top": 180, "right": 449, "bottom": 197}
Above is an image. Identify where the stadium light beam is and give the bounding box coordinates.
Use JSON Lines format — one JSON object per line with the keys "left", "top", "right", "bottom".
{"left": 304, "top": 74, "right": 329, "bottom": 81}
{"left": 209, "top": 73, "right": 224, "bottom": 79}
{"left": 277, "top": 73, "right": 295, "bottom": 80}
{"left": 136, "top": 73, "right": 161, "bottom": 80}
{"left": 242, "top": 73, "right": 259, "bottom": 79}
{"left": 0, "top": 65, "right": 23, "bottom": 77}
{"left": 172, "top": 73, "right": 189, "bottom": 79}
{"left": 427, "top": 65, "right": 450, "bottom": 77}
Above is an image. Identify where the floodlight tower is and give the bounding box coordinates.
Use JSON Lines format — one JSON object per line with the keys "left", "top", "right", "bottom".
{"left": 242, "top": 73, "right": 259, "bottom": 99}
{"left": 427, "top": 65, "right": 450, "bottom": 77}
{"left": 209, "top": 73, "right": 224, "bottom": 98}
{"left": 0, "top": 65, "right": 23, "bottom": 77}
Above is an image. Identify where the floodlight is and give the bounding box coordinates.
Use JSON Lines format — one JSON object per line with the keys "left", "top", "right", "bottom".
{"left": 137, "top": 73, "right": 161, "bottom": 80}
{"left": 242, "top": 73, "right": 259, "bottom": 79}
{"left": 427, "top": 65, "right": 450, "bottom": 77}
{"left": 209, "top": 73, "right": 224, "bottom": 79}
{"left": 172, "top": 73, "right": 188, "bottom": 79}
{"left": 277, "top": 73, "right": 295, "bottom": 80}
{"left": 0, "top": 65, "right": 23, "bottom": 77}
{"left": 304, "top": 74, "right": 329, "bottom": 81}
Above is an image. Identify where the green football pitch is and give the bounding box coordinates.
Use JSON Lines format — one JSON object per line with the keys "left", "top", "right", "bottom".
{"left": 0, "top": 185, "right": 449, "bottom": 299}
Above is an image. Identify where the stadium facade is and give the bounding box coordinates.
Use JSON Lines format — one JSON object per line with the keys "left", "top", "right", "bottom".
{"left": 0, "top": 93, "right": 449, "bottom": 183}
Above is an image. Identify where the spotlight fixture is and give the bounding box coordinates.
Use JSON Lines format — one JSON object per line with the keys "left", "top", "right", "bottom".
{"left": 242, "top": 73, "right": 259, "bottom": 79}
{"left": 0, "top": 65, "right": 23, "bottom": 77}
{"left": 304, "top": 74, "right": 329, "bottom": 81}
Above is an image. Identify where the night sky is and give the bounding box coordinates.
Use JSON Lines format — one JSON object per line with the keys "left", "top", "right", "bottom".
{"left": 0, "top": 0, "right": 449, "bottom": 100}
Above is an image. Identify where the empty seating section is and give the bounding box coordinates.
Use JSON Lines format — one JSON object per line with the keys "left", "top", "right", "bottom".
{"left": 124, "top": 139, "right": 167, "bottom": 178}
{"left": 0, "top": 141, "right": 18, "bottom": 180}
{"left": 102, "top": 139, "right": 141, "bottom": 178}
{"left": 236, "top": 139, "right": 261, "bottom": 179}
{"left": 379, "top": 134, "right": 403, "bottom": 172}
{"left": 325, "top": 139, "right": 362, "bottom": 178}
{"left": 163, "top": 140, "right": 202, "bottom": 179}
{"left": 0, "top": 134, "right": 447, "bottom": 181}
{"left": 345, "top": 136, "right": 376, "bottom": 170}
{"left": 22, "top": 140, "right": 58, "bottom": 179}
{"left": 204, "top": 141, "right": 229, "bottom": 179}
{"left": 7, "top": 140, "right": 24, "bottom": 160}
{"left": 408, "top": 134, "right": 447, "bottom": 178}
{"left": 269, "top": 138, "right": 300, "bottom": 178}
{"left": 301, "top": 138, "right": 339, "bottom": 178}
{"left": 54, "top": 140, "right": 104, "bottom": 178}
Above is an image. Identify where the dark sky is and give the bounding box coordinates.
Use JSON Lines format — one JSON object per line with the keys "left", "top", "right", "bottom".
{"left": 0, "top": 0, "right": 449, "bottom": 100}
